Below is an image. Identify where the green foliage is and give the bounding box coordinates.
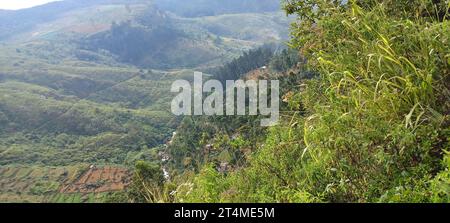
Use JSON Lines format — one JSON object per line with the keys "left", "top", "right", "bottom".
{"left": 172, "top": 0, "right": 449, "bottom": 203}
{"left": 269, "top": 49, "right": 301, "bottom": 72}
{"left": 135, "top": 161, "right": 165, "bottom": 186}
{"left": 430, "top": 151, "right": 450, "bottom": 202}
{"left": 127, "top": 161, "right": 169, "bottom": 203}
{"left": 30, "top": 181, "right": 60, "bottom": 195}
{"left": 214, "top": 46, "right": 275, "bottom": 82}
{"left": 103, "top": 191, "right": 130, "bottom": 203}
{"left": 85, "top": 20, "right": 192, "bottom": 69}
{"left": 176, "top": 164, "right": 228, "bottom": 203}
{"left": 0, "top": 62, "right": 181, "bottom": 166}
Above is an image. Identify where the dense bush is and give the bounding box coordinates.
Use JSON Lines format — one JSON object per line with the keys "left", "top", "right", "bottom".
{"left": 214, "top": 46, "right": 275, "bottom": 82}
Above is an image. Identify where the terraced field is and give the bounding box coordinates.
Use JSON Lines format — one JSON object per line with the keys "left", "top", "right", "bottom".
{"left": 60, "top": 166, "right": 130, "bottom": 194}
{"left": 0, "top": 165, "right": 130, "bottom": 203}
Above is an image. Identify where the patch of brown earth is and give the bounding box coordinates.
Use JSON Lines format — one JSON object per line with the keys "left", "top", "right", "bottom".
{"left": 60, "top": 167, "right": 131, "bottom": 194}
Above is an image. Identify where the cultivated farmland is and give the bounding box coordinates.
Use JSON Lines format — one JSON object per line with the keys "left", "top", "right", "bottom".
{"left": 0, "top": 165, "right": 130, "bottom": 203}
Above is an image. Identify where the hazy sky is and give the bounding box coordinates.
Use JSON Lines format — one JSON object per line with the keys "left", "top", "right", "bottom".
{"left": 0, "top": 0, "right": 61, "bottom": 10}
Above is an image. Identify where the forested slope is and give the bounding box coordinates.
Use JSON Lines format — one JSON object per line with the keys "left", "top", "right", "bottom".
{"left": 129, "top": 0, "right": 450, "bottom": 203}
{"left": 0, "top": 0, "right": 292, "bottom": 202}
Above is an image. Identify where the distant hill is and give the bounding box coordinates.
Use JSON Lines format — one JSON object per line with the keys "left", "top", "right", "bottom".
{"left": 81, "top": 7, "right": 290, "bottom": 69}
{"left": 0, "top": 0, "right": 150, "bottom": 41}
{"left": 0, "top": 0, "right": 291, "bottom": 168}
{"left": 0, "top": 0, "right": 290, "bottom": 69}
{"left": 153, "top": 0, "right": 281, "bottom": 17}
{"left": 0, "top": 0, "right": 282, "bottom": 41}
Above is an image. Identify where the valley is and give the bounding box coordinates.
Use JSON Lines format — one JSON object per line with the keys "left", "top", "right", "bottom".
{"left": 2, "top": 0, "right": 445, "bottom": 204}
{"left": 0, "top": 0, "right": 289, "bottom": 202}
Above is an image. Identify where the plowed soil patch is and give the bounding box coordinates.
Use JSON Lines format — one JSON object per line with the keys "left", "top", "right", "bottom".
{"left": 60, "top": 167, "right": 131, "bottom": 194}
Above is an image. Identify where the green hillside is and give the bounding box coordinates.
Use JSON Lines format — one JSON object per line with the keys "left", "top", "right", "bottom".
{"left": 0, "top": 0, "right": 290, "bottom": 202}
{"left": 1, "top": 0, "right": 446, "bottom": 204}
{"left": 153, "top": 0, "right": 281, "bottom": 17}
{"left": 126, "top": 0, "right": 450, "bottom": 203}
